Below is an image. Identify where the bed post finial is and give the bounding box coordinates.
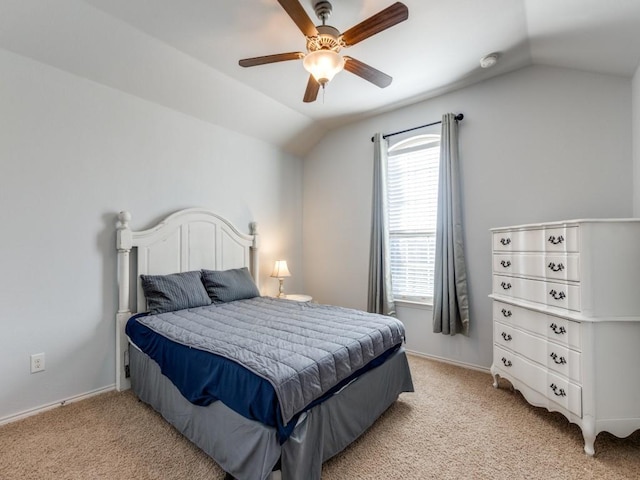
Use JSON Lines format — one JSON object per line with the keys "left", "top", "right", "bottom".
{"left": 117, "top": 211, "right": 131, "bottom": 231}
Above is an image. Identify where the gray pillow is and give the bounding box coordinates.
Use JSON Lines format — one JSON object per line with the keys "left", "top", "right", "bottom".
{"left": 140, "top": 271, "right": 211, "bottom": 314}
{"left": 201, "top": 267, "right": 260, "bottom": 303}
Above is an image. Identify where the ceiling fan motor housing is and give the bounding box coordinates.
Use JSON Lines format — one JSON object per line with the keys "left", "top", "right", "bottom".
{"left": 307, "top": 25, "right": 344, "bottom": 52}
{"left": 307, "top": 25, "right": 343, "bottom": 52}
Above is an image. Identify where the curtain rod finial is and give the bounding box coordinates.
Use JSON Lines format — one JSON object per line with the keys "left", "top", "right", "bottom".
{"left": 455, "top": 113, "right": 464, "bottom": 121}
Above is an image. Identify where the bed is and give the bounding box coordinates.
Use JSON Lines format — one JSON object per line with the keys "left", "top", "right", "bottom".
{"left": 115, "top": 208, "right": 414, "bottom": 480}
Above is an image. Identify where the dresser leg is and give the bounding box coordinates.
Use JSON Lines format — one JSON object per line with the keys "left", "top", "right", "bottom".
{"left": 490, "top": 366, "right": 499, "bottom": 388}
{"left": 583, "top": 437, "right": 595, "bottom": 456}
{"left": 582, "top": 417, "right": 596, "bottom": 456}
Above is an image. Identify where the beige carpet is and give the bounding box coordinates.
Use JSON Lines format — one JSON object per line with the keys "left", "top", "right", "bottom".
{"left": 1, "top": 355, "right": 639, "bottom": 479}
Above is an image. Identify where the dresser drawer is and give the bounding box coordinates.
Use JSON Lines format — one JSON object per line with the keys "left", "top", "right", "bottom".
{"left": 494, "top": 345, "right": 582, "bottom": 417}
{"left": 493, "top": 301, "right": 581, "bottom": 350}
{"left": 494, "top": 274, "right": 580, "bottom": 311}
{"left": 493, "top": 226, "right": 578, "bottom": 253}
{"left": 493, "top": 253, "right": 580, "bottom": 282}
{"left": 494, "top": 321, "right": 581, "bottom": 382}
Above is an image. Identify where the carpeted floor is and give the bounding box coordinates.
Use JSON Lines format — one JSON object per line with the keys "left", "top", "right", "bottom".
{"left": 1, "top": 354, "right": 639, "bottom": 479}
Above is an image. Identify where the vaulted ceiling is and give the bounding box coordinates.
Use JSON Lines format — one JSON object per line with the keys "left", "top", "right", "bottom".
{"left": 2, "top": 0, "right": 640, "bottom": 155}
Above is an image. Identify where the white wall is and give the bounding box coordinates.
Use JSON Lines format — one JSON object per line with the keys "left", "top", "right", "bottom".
{"left": 303, "top": 65, "right": 632, "bottom": 369}
{"left": 633, "top": 63, "right": 640, "bottom": 216}
{"left": 0, "top": 49, "right": 303, "bottom": 422}
{"left": 0, "top": 0, "right": 320, "bottom": 156}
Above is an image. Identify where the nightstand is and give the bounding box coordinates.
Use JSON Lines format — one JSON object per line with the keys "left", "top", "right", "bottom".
{"left": 284, "top": 294, "right": 313, "bottom": 302}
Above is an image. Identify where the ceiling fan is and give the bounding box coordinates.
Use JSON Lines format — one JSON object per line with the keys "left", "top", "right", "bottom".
{"left": 239, "top": 0, "right": 409, "bottom": 103}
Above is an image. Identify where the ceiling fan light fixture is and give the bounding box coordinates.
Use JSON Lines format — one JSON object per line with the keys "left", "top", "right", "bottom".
{"left": 303, "top": 49, "right": 345, "bottom": 85}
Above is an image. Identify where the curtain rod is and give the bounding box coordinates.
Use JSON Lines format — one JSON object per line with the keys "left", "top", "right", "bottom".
{"left": 370, "top": 113, "right": 464, "bottom": 142}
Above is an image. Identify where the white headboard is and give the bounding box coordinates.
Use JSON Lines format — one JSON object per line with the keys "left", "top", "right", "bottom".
{"left": 115, "top": 208, "right": 259, "bottom": 391}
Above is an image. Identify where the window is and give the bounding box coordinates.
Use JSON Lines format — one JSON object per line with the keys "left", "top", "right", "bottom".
{"left": 387, "top": 134, "right": 440, "bottom": 303}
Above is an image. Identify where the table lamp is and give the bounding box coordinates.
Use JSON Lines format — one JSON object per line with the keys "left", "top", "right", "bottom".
{"left": 271, "top": 260, "right": 291, "bottom": 298}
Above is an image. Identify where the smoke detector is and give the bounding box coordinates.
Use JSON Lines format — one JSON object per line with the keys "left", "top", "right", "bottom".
{"left": 480, "top": 53, "right": 499, "bottom": 69}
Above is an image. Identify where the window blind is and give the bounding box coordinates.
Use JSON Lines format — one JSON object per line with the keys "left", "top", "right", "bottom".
{"left": 387, "top": 137, "right": 440, "bottom": 301}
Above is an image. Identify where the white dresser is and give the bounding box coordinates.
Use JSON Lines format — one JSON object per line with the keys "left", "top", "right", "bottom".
{"left": 489, "top": 219, "right": 640, "bottom": 455}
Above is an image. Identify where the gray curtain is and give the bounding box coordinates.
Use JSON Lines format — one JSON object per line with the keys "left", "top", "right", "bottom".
{"left": 367, "top": 133, "right": 395, "bottom": 316}
{"left": 433, "top": 114, "right": 470, "bottom": 335}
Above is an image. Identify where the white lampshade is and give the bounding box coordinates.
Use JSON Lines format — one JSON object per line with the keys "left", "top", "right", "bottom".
{"left": 271, "top": 260, "right": 291, "bottom": 278}
{"left": 303, "top": 50, "right": 345, "bottom": 85}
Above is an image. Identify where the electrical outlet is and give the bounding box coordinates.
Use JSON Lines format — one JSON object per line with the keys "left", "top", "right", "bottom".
{"left": 30, "top": 353, "right": 45, "bottom": 373}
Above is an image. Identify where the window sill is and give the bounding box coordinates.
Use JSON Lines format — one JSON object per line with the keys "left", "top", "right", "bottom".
{"left": 394, "top": 299, "right": 433, "bottom": 310}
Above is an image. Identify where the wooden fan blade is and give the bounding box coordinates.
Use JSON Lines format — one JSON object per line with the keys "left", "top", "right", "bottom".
{"left": 341, "top": 2, "right": 409, "bottom": 46}
{"left": 277, "top": 0, "right": 318, "bottom": 37}
{"left": 303, "top": 75, "right": 320, "bottom": 103}
{"left": 343, "top": 56, "right": 392, "bottom": 88}
{"left": 239, "top": 52, "right": 304, "bottom": 67}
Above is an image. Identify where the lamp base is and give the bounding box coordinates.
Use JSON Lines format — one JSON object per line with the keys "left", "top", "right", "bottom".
{"left": 277, "top": 278, "right": 285, "bottom": 298}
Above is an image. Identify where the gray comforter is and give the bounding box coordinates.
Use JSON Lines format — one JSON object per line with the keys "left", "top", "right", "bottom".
{"left": 136, "top": 296, "right": 405, "bottom": 425}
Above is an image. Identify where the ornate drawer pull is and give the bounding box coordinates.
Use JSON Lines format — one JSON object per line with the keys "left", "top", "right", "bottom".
{"left": 501, "top": 308, "right": 512, "bottom": 317}
{"left": 548, "top": 262, "right": 565, "bottom": 272}
{"left": 501, "top": 332, "right": 512, "bottom": 341}
{"left": 500, "top": 238, "right": 511, "bottom": 246}
{"left": 501, "top": 282, "right": 512, "bottom": 290}
{"left": 549, "top": 323, "right": 567, "bottom": 335}
{"left": 548, "top": 235, "right": 565, "bottom": 245}
{"left": 549, "top": 289, "right": 566, "bottom": 300}
{"left": 501, "top": 357, "right": 512, "bottom": 367}
{"left": 550, "top": 383, "right": 566, "bottom": 397}
{"left": 550, "top": 352, "right": 567, "bottom": 365}
{"left": 500, "top": 260, "right": 511, "bottom": 268}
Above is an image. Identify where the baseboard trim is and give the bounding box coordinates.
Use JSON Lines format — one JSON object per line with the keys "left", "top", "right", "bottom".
{"left": 406, "top": 350, "right": 491, "bottom": 374}
{"left": 0, "top": 385, "right": 115, "bottom": 426}
{"left": 1, "top": 355, "right": 488, "bottom": 425}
